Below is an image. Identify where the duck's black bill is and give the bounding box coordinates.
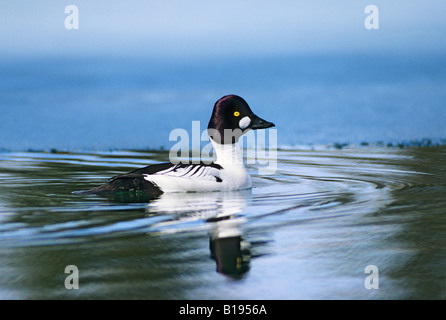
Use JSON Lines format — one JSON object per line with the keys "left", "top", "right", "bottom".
{"left": 249, "top": 114, "right": 275, "bottom": 130}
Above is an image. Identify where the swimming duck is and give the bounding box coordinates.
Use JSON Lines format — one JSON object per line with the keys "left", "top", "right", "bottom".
{"left": 82, "top": 95, "right": 274, "bottom": 197}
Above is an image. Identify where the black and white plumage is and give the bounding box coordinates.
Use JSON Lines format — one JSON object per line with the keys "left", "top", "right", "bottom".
{"left": 79, "top": 95, "right": 275, "bottom": 198}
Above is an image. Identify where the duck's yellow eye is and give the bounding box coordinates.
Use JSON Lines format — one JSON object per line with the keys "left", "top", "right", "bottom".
{"left": 234, "top": 111, "right": 240, "bottom": 117}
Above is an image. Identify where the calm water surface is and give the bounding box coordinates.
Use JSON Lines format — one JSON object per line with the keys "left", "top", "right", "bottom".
{"left": 0, "top": 54, "right": 445, "bottom": 299}
{"left": 0, "top": 146, "right": 445, "bottom": 299}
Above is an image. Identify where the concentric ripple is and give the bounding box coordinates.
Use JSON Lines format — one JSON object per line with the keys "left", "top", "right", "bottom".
{"left": 0, "top": 147, "right": 430, "bottom": 245}
{"left": 1, "top": 147, "right": 445, "bottom": 299}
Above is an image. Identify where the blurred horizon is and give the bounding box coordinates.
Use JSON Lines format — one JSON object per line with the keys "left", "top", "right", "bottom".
{"left": 1, "top": 1, "right": 445, "bottom": 151}
{"left": 1, "top": 1, "right": 445, "bottom": 59}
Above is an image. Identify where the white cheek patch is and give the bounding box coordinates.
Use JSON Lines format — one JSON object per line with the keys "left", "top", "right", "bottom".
{"left": 239, "top": 116, "right": 251, "bottom": 130}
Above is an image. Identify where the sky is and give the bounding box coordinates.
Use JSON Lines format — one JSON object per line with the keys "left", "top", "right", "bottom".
{"left": 1, "top": 0, "right": 445, "bottom": 58}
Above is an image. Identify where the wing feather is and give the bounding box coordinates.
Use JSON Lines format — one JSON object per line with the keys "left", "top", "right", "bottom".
{"left": 144, "top": 162, "right": 223, "bottom": 182}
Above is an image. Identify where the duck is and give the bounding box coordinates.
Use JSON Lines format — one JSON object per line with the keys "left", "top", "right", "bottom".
{"left": 80, "top": 95, "right": 275, "bottom": 198}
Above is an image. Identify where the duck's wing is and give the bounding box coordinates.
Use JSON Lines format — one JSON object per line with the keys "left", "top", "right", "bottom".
{"left": 76, "top": 163, "right": 175, "bottom": 195}
{"left": 76, "top": 162, "right": 224, "bottom": 200}
{"left": 126, "top": 162, "right": 180, "bottom": 175}
{"left": 137, "top": 162, "right": 223, "bottom": 183}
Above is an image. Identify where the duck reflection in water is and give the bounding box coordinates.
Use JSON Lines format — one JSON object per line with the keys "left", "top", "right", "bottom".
{"left": 145, "top": 190, "right": 252, "bottom": 277}
{"left": 208, "top": 214, "right": 251, "bottom": 276}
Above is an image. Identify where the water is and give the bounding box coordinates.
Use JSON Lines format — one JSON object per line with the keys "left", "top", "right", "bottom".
{"left": 0, "top": 54, "right": 445, "bottom": 299}
{"left": 1, "top": 54, "right": 445, "bottom": 151}
{"left": 0, "top": 146, "right": 445, "bottom": 299}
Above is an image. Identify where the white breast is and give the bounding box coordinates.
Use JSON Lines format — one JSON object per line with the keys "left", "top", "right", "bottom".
{"left": 144, "top": 165, "right": 250, "bottom": 192}
{"left": 143, "top": 140, "right": 252, "bottom": 192}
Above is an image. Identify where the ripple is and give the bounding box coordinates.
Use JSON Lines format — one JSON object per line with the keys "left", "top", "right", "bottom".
{"left": 1, "top": 147, "right": 445, "bottom": 299}
{"left": 0, "top": 147, "right": 439, "bottom": 246}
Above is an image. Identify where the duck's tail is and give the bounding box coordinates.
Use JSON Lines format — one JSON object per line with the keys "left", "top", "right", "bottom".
{"left": 73, "top": 174, "right": 163, "bottom": 202}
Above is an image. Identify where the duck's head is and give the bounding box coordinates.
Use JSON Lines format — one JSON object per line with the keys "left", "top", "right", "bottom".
{"left": 207, "top": 95, "right": 275, "bottom": 144}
